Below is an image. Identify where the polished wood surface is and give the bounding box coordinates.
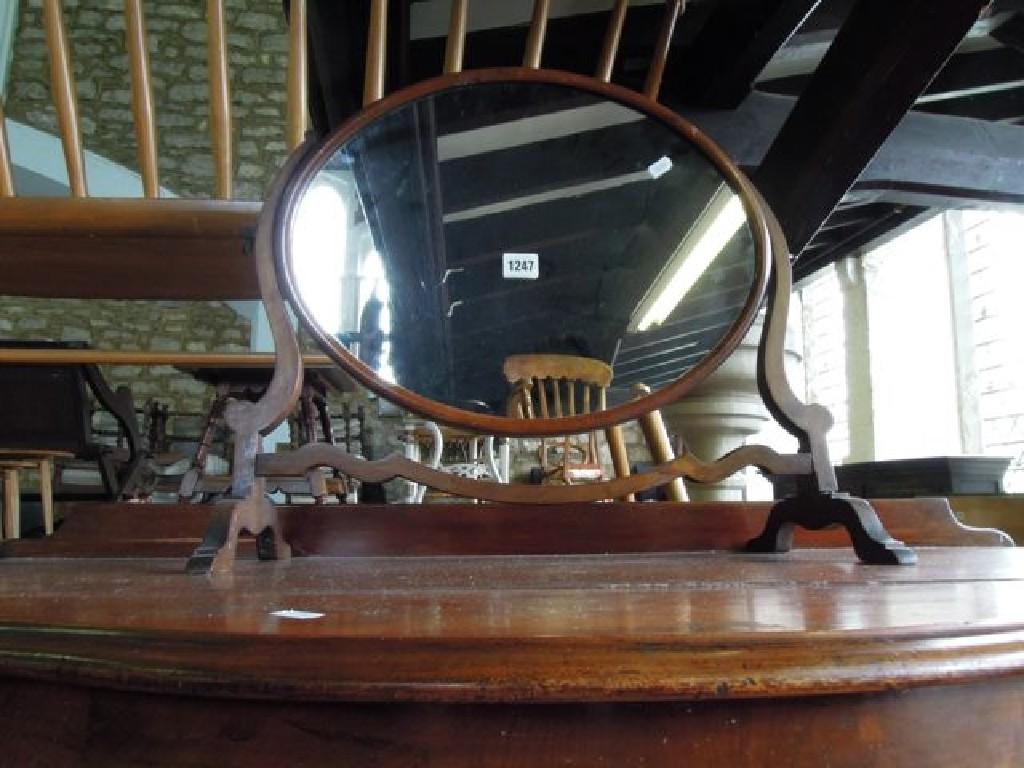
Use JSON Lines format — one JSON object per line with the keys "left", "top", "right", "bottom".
{"left": 124, "top": 0, "right": 159, "bottom": 198}
{"left": 207, "top": 0, "right": 232, "bottom": 199}
{"left": 0, "top": 546, "right": 1022, "bottom": 703}
{"left": 1, "top": 497, "right": 1009, "bottom": 559}
{"left": 0, "top": 499, "right": 1020, "bottom": 764}
{"left": 42, "top": 0, "right": 87, "bottom": 197}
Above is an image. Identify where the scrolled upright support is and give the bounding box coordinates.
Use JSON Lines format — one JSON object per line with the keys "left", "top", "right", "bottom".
{"left": 185, "top": 139, "right": 317, "bottom": 575}
{"left": 746, "top": 190, "right": 915, "bottom": 565}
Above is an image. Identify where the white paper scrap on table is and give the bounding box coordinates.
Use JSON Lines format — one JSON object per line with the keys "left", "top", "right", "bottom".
{"left": 270, "top": 609, "right": 325, "bottom": 620}
{"left": 502, "top": 252, "right": 540, "bottom": 279}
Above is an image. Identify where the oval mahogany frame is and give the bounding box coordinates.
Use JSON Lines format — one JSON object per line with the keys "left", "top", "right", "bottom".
{"left": 277, "top": 68, "right": 770, "bottom": 437}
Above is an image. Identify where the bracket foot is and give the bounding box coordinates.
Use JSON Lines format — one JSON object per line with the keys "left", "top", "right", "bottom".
{"left": 185, "top": 488, "right": 291, "bottom": 575}
{"left": 746, "top": 493, "right": 917, "bottom": 565}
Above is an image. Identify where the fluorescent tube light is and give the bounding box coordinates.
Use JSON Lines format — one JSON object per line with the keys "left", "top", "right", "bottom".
{"left": 632, "top": 186, "right": 746, "bottom": 332}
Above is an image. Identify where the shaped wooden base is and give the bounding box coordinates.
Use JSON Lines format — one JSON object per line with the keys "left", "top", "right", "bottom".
{"left": 185, "top": 482, "right": 290, "bottom": 575}
{"left": 746, "top": 492, "right": 917, "bottom": 565}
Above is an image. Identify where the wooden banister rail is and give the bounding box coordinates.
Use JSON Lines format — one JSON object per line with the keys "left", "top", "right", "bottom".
{"left": 207, "top": 0, "right": 232, "bottom": 199}
{"left": 42, "top": 0, "right": 87, "bottom": 197}
{"left": 0, "top": 101, "right": 13, "bottom": 197}
{"left": 286, "top": 0, "right": 308, "bottom": 150}
{"left": 124, "top": 0, "right": 159, "bottom": 198}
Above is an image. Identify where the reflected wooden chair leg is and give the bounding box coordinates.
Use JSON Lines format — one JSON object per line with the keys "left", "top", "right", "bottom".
{"left": 3, "top": 468, "right": 20, "bottom": 539}
{"left": 638, "top": 409, "right": 688, "bottom": 502}
{"left": 38, "top": 457, "right": 54, "bottom": 535}
{"left": 605, "top": 425, "right": 635, "bottom": 502}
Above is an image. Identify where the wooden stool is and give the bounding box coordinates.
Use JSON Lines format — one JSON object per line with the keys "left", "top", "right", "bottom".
{"left": 0, "top": 450, "right": 74, "bottom": 539}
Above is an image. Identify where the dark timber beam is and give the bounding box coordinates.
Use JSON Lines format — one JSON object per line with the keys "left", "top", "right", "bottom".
{"left": 683, "top": 92, "right": 1024, "bottom": 208}
{"left": 667, "top": 0, "right": 823, "bottom": 108}
{"left": 752, "top": 0, "right": 990, "bottom": 256}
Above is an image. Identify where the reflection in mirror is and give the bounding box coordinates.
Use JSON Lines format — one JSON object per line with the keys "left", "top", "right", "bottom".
{"left": 288, "top": 80, "right": 758, "bottom": 415}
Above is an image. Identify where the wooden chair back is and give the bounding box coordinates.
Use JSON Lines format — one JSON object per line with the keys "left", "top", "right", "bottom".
{"left": 503, "top": 354, "right": 614, "bottom": 483}
{"left": 504, "top": 354, "right": 613, "bottom": 420}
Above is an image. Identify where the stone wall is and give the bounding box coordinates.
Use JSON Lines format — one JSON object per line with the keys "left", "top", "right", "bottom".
{"left": 0, "top": 296, "right": 251, "bottom": 416}
{"left": 9, "top": 0, "right": 291, "bottom": 199}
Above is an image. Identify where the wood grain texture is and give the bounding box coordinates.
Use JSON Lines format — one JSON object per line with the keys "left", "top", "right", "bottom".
{"left": 206, "top": 0, "right": 232, "bottom": 199}
{"left": 0, "top": 497, "right": 1009, "bottom": 560}
{"left": 0, "top": 546, "right": 1022, "bottom": 704}
{"left": 2, "top": 675, "right": 1024, "bottom": 767}
{"left": 124, "top": 0, "right": 159, "bottom": 198}
{"left": 42, "top": 0, "right": 87, "bottom": 196}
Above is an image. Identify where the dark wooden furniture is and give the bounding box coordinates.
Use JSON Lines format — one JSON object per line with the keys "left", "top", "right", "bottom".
{"left": 773, "top": 456, "right": 1013, "bottom": 498}
{"left": 0, "top": 497, "right": 1019, "bottom": 766}
{"left": 0, "top": 342, "right": 143, "bottom": 506}
{"left": 175, "top": 362, "right": 349, "bottom": 502}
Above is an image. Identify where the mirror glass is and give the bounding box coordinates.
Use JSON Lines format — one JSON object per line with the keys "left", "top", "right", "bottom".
{"left": 286, "top": 78, "right": 760, "bottom": 416}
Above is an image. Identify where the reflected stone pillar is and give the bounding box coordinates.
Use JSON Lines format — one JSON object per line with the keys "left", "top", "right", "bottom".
{"left": 659, "top": 314, "right": 799, "bottom": 501}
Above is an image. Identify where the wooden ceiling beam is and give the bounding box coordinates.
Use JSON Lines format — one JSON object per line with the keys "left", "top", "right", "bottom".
{"left": 752, "top": 0, "right": 990, "bottom": 257}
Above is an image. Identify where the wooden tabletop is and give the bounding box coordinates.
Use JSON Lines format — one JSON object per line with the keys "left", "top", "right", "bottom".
{"left": 1, "top": 547, "right": 1022, "bottom": 703}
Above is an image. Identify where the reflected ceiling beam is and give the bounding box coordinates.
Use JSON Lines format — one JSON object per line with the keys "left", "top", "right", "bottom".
{"left": 443, "top": 168, "right": 653, "bottom": 223}
{"left": 752, "top": 0, "right": 991, "bottom": 256}
{"left": 668, "top": 0, "right": 823, "bottom": 108}
{"left": 436, "top": 102, "right": 640, "bottom": 161}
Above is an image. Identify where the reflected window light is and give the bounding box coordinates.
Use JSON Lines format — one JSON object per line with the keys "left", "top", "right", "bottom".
{"left": 632, "top": 186, "right": 746, "bottom": 332}
{"left": 292, "top": 182, "right": 348, "bottom": 333}
{"left": 357, "top": 247, "right": 396, "bottom": 383}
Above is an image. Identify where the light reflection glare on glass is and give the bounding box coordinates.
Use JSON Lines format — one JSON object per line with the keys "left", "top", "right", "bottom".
{"left": 357, "top": 248, "right": 396, "bottom": 383}
{"left": 632, "top": 186, "right": 746, "bottom": 332}
{"left": 292, "top": 182, "right": 347, "bottom": 332}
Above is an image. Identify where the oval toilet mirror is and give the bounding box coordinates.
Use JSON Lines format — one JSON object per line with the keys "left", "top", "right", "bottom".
{"left": 278, "top": 69, "right": 770, "bottom": 436}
